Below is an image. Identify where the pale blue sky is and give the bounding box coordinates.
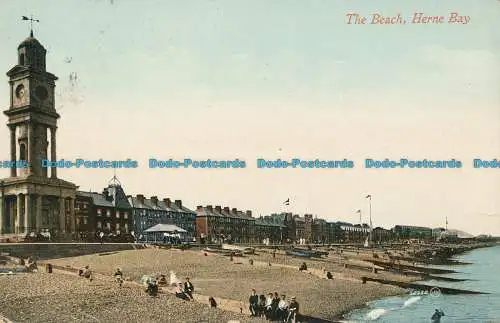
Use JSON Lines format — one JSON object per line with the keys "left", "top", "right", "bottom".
{"left": 0, "top": 1, "right": 499, "bottom": 235}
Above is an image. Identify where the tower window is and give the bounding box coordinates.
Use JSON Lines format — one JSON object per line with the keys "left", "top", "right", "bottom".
{"left": 19, "top": 54, "right": 25, "bottom": 66}
{"left": 19, "top": 143, "right": 27, "bottom": 161}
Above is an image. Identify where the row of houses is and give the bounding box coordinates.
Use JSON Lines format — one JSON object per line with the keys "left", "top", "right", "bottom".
{"left": 73, "top": 180, "right": 435, "bottom": 244}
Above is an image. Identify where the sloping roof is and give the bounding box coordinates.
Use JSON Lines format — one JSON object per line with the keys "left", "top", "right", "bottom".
{"left": 128, "top": 197, "right": 195, "bottom": 214}
{"left": 144, "top": 224, "right": 187, "bottom": 233}
{"left": 195, "top": 206, "right": 255, "bottom": 220}
{"left": 107, "top": 185, "right": 132, "bottom": 209}
{"left": 77, "top": 191, "right": 113, "bottom": 207}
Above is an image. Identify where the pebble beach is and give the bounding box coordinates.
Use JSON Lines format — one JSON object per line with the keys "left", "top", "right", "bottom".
{"left": 0, "top": 272, "right": 259, "bottom": 323}
{"left": 0, "top": 247, "right": 406, "bottom": 322}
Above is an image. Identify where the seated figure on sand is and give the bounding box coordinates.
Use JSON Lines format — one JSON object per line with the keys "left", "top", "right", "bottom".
{"left": 175, "top": 282, "right": 190, "bottom": 301}
{"left": 146, "top": 278, "right": 158, "bottom": 297}
{"left": 157, "top": 274, "right": 168, "bottom": 286}
{"left": 170, "top": 270, "right": 181, "bottom": 286}
{"left": 79, "top": 265, "right": 93, "bottom": 281}
{"left": 299, "top": 262, "right": 307, "bottom": 271}
{"left": 208, "top": 296, "right": 217, "bottom": 308}
{"left": 184, "top": 277, "right": 194, "bottom": 300}
{"left": 25, "top": 258, "right": 38, "bottom": 273}
{"left": 114, "top": 268, "right": 123, "bottom": 286}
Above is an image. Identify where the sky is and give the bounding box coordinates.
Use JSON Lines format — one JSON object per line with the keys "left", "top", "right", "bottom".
{"left": 0, "top": 0, "right": 499, "bottom": 235}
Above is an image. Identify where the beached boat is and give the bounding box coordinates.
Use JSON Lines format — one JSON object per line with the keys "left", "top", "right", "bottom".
{"left": 286, "top": 250, "right": 314, "bottom": 258}
{"left": 221, "top": 244, "right": 255, "bottom": 254}
{"left": 291, "top": 247, "right": 328, "bottom": 258}
{"left": 203, "top": 247, "right": 243, "bottom": 256}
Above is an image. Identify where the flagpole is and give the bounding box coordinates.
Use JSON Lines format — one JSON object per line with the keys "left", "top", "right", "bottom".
{"left": 366, "top": 195, "right": 372, "bottom": 245}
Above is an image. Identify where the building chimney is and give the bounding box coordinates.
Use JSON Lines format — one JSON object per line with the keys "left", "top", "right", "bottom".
{"left": 136, "top": 194, "right": 145, "bottom": 205}
{"left": 231, "top": 208, "right": 238, "bottom": 214}
{"left": 163, "top": 198, "right": 172, "bottom": 208}
{"left": 206, "top": 205, "right": 213, "bottom": 212}
{"left": 223, "top": 207, "right": 230, "bottom": 213}
{"left": 246, "top": 210, "right": 252, "bottom": 217}
{"left": 215, "top": 205, "right": 222, "bottom": 213}
{"left": 150, "top": 196, "right": 158, "bottom": 206}
{"left": 174, "top": 200, "right": 182, "bottom": 208}
{"left": 196, "top": 205, "right": 203, "bottom": 212}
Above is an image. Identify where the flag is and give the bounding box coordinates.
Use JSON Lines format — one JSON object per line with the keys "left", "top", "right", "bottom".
{"left": 356, "top": 209, "right": 361, "bottom": 213}
{"left": 365, "top": 194, "right": 371, "bottom": 199}
{"left": 22, "top": 16, "right": 29, "bottom": 20}
{"left": 283, "top": 198, "right": 290, "bottom": 205}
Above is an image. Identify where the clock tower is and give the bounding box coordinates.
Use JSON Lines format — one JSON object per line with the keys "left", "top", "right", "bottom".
{"left": 6, "top": 30, "right": 58, "bottom": 177}
{"left": 0, "top": 31, "right": 78, "bottom": 237}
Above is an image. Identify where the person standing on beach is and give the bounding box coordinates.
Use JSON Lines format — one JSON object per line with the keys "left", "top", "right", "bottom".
{"left": 431, "top": 309, "right": 445, "bottom": 322}
{"left": 249, "top": 289, "right": 259, "bottom": 316}
{"left": 258, "top": 295, "right": 266, "bottom": 317}
{"left": 264, "top": 293, "right": 274, "bottom": 320}
{"left": 287, "top": 297, "right": 299, "bottom": 323}
{"left": 277, "top": 294, "right": 289, "bottom": 321}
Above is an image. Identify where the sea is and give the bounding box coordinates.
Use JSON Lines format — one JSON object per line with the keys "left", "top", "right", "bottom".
{"left": 342, "top": 244, "right": 500, "bottom": 323}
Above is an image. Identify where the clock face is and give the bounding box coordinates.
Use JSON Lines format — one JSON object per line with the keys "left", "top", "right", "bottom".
{"left": 35, "top": 86, "right": 48, "bottom": 101}
{"left": 15, "top": 84, "right": 25, "bottom": 99}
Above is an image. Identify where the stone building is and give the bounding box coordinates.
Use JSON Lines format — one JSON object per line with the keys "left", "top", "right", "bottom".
{"left": 0, "top": 31, "right": 77, "bottom": 236}
{"left": 292, "top": 214, "right": 313, "bottom": 243}
{"left": 311, "top": 217, "right": 328, "bottom": 243}
{"left": 128, "top": 195, "right": 196, "bottom": 242}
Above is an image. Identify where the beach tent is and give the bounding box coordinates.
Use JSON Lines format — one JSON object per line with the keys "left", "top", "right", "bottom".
{"left": 143, "top": 224, "right": 187, "bottom": 243}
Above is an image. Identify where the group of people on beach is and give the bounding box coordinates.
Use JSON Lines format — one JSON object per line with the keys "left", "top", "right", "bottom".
{"left": 249, "top": 289, "right": 299, "bottom": 322}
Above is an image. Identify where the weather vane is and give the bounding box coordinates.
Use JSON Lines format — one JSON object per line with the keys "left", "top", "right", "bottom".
{"left": 21, "top": 15, "right": 39, "bottom": 37}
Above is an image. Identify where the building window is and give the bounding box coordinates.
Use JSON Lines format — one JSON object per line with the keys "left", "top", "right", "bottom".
{"left": 20, "top": 143, "right": 27, "bottom": 161}
{"left": 106, "top": 210, "right": 111, "bottom": 217}
{"left": 124, "top": 212, "right": 128, "bottom": 219}
{"left": 106, "top": 222, "right": 111, "bottom": 230}
{"left": 97, "top": 209, "right": 102, "bottom": 216}
{"left": 116, "top": 211, "right": 120, "bottom": 219}
{"left": 97, "top": 221, "right": 102, "bottom": 229}
{"left": 83, "top": 203, "right": 87, "bottom": 209}
{"left": 19, "top": 53, "right": 25, "bottom": 65}
{"left": 83, "top": 218, "right": 88, "bottom": 225}
{"left": 116, "top": 223, "right": 120, "bottom": 231}
{"left": 124, "top": 223, "right": 128, "bottom": 233}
